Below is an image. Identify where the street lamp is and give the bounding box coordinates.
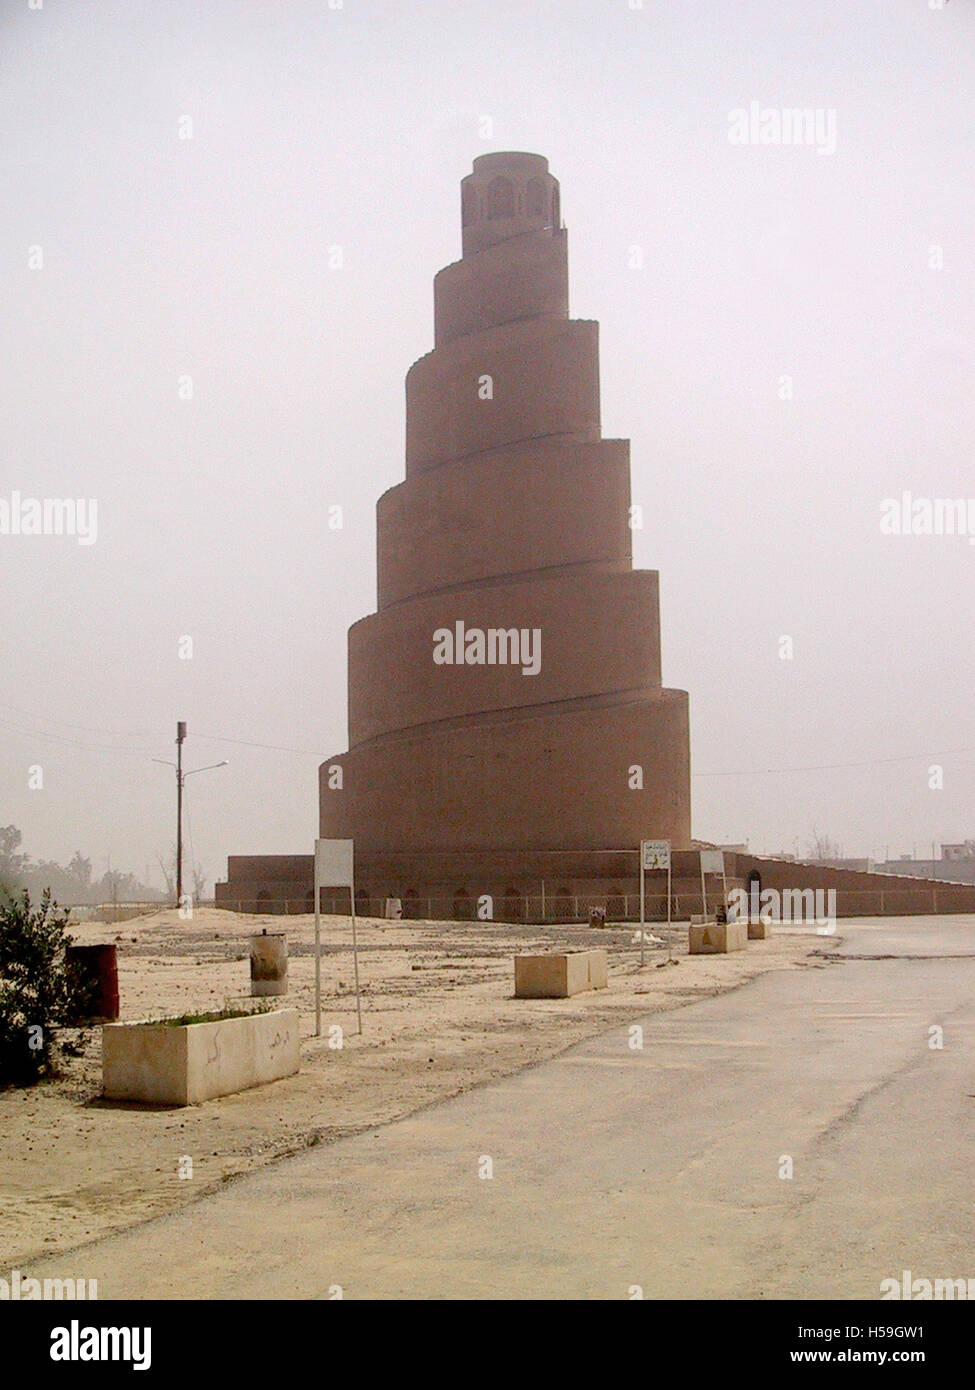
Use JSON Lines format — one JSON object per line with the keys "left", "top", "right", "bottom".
{"left": 152, "top": 721, "right": 228, "bottom": 906}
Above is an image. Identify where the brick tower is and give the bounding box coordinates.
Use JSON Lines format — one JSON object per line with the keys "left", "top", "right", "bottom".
{"left": 319, "top": 152, "right": 691, "bottom": 858}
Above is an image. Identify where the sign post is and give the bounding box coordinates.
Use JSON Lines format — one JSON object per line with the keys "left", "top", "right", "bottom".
{"left": 314, "top": 839, "right": 362, "bottom": 1036}
{"left": 640, "top": 840, "right": 671, "bottom": 965}
{"left": 350, "top": 871, "right": 362, "bottom": 1036}
{"left": 640, "top": 848, "right": 644, "bottom": 966}
{"left": 314, "top": 872, "right": 321, "bottom": 1038}
{"left": 700, "top": 850, "right": 725, "bottom": 923}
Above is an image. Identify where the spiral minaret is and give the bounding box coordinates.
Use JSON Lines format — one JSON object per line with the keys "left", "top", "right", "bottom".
{"left": 319, "top": 152, "right": 690, "bottom": 854}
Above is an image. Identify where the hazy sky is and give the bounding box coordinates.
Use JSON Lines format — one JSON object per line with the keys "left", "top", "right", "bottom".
{"left": 2, "top": 0, "right": 973, "bottom": 889}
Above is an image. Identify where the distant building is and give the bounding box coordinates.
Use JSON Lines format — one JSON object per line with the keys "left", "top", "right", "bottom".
{"left": 876, "top": 845, "right": 975, "bottom": 886}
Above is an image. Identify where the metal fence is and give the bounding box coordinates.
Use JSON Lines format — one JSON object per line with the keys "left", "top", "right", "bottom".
{"left": 67, "top": 901, "right": 166, "bottom": 924}
{"left": 216, "top": 893, "right": 676, "bottom": 922}
{"left": 213, "top": 886, "right": 971, "bottom": 922}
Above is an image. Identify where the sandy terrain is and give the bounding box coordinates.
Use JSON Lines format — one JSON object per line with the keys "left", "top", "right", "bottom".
{"left": 0, "top": 907, "right": 815, "bottom": 1267}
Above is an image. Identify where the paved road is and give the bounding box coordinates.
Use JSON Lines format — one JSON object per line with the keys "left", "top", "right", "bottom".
{"left": 39, "top": 917, "right": 975, "bottom": 1299}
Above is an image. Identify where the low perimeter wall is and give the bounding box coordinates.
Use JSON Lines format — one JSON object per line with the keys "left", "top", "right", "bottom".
{"left": 215, "top": 849, "right": 975, "bottom": 922}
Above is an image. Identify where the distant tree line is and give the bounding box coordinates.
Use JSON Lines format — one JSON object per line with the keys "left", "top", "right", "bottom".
{"left": 0, "top": 825, "right": 165, "bottom": 906}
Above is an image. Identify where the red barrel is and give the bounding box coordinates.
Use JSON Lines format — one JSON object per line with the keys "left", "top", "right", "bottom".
{"left": 66, "top": 944, "right": 120, "bottom": 1021}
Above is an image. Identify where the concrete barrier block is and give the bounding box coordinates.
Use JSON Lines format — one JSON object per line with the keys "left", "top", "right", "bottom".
{"left": 102, "top": 1008, "right": 300, "bottom": 1106}
{"left": 747, "top": 918, "right": 772, "bottom": 940}
{"left": 688, "top": 921, "right": 748, "bottom": 955}
{"left": 514, "top": 949, "right": 608, "bottom": 998}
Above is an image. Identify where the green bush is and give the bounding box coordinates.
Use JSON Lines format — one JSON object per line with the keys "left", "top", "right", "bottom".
{"left": 157, "top": 1003, "right": 272, "bottom": 1027}
{"left": 0, "top": 889, "right": 82, "bottom": 1085}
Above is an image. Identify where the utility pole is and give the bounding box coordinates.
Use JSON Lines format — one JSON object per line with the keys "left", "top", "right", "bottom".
{"left": 176, "top": 721, "right": 186, "bottom": 905}
{"left": 153, "top": 722, "right": 227, "bottom": 909}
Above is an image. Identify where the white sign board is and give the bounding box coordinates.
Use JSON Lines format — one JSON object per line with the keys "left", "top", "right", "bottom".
{"left": 313, "top": 838, "right": 361, "bottom": 1039}
{"left": 700, "top": 850, "right": 725, "bottom": 875}
{"left": 315, "top": 838, "right": 354, "bottom": 889}
{"left": 641, "top": 839, "right": 671, "bottom": 871}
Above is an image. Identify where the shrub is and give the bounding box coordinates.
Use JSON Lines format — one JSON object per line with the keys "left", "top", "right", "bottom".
{"left": 156, "top": 1003, "right": 272, "bottom": 1027}
{"left": 0, "top": 889, "right": 83, "bottom": 1085}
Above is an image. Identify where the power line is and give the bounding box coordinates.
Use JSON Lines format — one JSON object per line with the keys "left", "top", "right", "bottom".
{"left": 0, "top": 704, "right": 329, "bottom": 758}
{"left": 0, "top": 698, "right": 971, "bottom": 778}
{"left": 0, "top": 701, "right": 157, "bottom": 740}
{"left": 693, "top": 747, "right": 975, "bottom": 778}
{"left": 0, "top": 716, "right": 158, "bottom": 756}
{"left": 191, "top": 731, "right": 329, "bottom": 756}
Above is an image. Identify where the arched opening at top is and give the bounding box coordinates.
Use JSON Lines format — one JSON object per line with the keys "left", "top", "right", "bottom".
{"left": 526, "top": 178, "right": 546, "bottom": 219}
{"left": 487, "top": 175, "right": 515, "bottom": 220}
{"left": 403, "top": 888, "right": 422, "bottom": 920}
{"left": 746, "top": 870, "right": 762, "bottom": 920}
{"left": 452, "top": 887, "right": 472, "bottom": 922}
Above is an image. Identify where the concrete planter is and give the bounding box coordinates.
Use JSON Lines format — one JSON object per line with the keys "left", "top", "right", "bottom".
{"left": 102, "top": 1008, "right": 300, "bottom": 1106}
{"left": 689, "top": 922, "right": 748, "bottom": 955}
{"left": 514, "top": 949, "right": 608, "bottom": 998}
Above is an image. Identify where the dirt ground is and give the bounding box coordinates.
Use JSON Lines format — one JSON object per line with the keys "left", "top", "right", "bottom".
{"left": 0, "top": 907, "right": 816, "bottom": 1267}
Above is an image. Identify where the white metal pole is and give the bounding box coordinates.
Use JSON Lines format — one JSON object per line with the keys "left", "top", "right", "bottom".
{"left": 350, "top": 876, "right": 363, "bottom": 1035}
{"left": 314, "top": 876, "right": 321, "bottom": 1038}
{"left": 639, "top": 851, "right": 646, "bottom": 967}
{"left": 667, "top": 858, "right": 673, "bottom": 961}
